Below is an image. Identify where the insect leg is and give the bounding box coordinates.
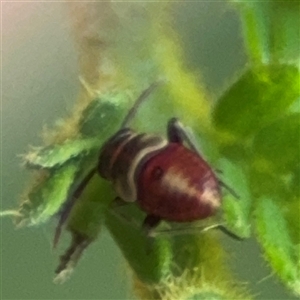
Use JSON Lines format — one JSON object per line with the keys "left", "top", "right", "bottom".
{"left": 53, "top": 167, "right": 97, "bottom": 248}
{"left": 108, "top": 197, "right": 140, "bottom": 228}
{"left": 218, "top": 180, "right": 240, "bottom": 199}
{"left": 217, "top": 224, "right": 243, "bottom": 240}
{"left": 54, "top": 231, "right": 91, "bottom": 284}
{"left": 142, "top": 214, "right": 162, "bottom": 236}
{"left": 109, "top": 199, "right": 162, "bottom": 237}
{"left": 150, "top": 223, "right": 243, "bottom": 241}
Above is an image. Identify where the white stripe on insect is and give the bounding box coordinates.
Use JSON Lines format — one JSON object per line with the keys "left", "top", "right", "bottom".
{"left": 122, "top": 135, "right": 168, "bottom": 202}
{"left": 161, "top": 167, "right": 220, "bottom": 208}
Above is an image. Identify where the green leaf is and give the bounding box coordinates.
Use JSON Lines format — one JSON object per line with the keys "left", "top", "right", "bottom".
{"left": 24, "top": 138, "right": 100, "bottom": 169}
{"left": 255, "top": 197, "right": 300, "bottom": 295}
{"left": 213, "top": 65, "right": 300, "bottom": 139}
{"left": 79, "top": 92, "right": 131, "bottom": 137}
{"left": 18, "top": 162, "right": 78, "bottom": 226}
{"left": 234, "top": 1, "right": 300, "bottom": 63}
{"left": 249, "top": 112, "right": 299, "bottom": 204}
{"left": 23, "top": 91, "right": 133, "bottom": 169}
{"left": 253, "top": 113, "right": 300, "bottom": 172}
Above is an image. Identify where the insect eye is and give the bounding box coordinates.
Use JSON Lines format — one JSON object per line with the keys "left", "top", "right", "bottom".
{"left": 151, "top": 166, "right": 164, "bottom": 180}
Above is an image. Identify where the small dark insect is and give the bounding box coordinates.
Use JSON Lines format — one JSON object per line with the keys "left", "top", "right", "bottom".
{"left": 54, "top": 83, "right": 240, "bottom": 279}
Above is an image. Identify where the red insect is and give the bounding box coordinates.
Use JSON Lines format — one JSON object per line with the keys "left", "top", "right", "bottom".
{"left": 54, "top": 83, "right": 239, "bottom": 278}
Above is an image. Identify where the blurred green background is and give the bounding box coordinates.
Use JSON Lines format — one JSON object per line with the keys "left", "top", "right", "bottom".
{"left": 1, "top": 2, "right": 298, "bottom": 299}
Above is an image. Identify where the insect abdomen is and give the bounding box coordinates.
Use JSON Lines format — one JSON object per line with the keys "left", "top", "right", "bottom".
{"left": 136, "top": 143, "right": 221, "bottom": 222}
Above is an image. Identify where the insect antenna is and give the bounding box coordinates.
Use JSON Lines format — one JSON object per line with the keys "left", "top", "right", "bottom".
{"left": 120, "top": 81, "right": 160, "bottom": 129}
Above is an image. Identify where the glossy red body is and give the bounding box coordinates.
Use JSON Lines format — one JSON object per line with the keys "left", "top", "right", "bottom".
{"left": 137, "top": 143, "right": 221, "bottom": 222}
